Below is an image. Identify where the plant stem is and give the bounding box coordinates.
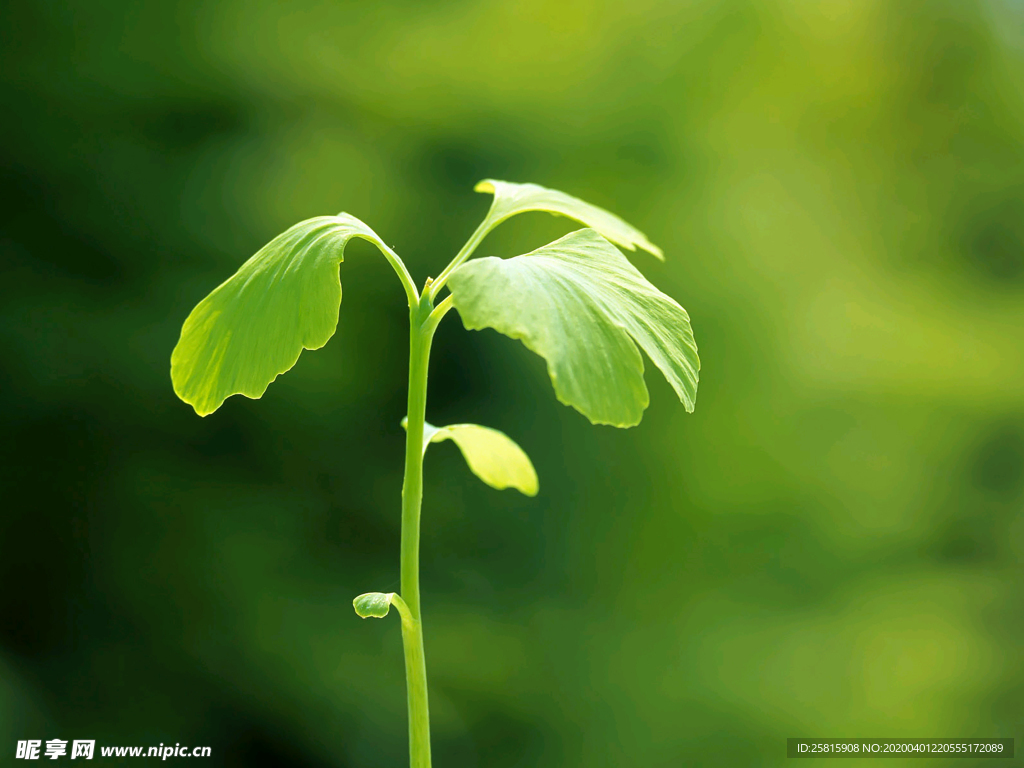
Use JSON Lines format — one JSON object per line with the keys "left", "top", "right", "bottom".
{"left": 400, "top": 294, "right": 436, "bottom": 768}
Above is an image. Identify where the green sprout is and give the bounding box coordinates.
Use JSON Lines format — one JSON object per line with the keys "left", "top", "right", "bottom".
{"left": 170, "top": 179, "right": 700, "bottom": 768}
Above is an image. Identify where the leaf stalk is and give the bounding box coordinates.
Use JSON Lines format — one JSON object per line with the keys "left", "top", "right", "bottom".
{"left": 429, "top": 204, "right": 497, "bottom": 300}
{"left": 388, "top": 592, "right": 415, "bottom": 630}
{"left": 380, "top": 242, "right": 420, "bottom": 308}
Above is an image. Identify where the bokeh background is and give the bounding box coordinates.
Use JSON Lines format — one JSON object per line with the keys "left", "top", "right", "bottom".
{"left": 2, "top": 1, "right": 1022, "bottom": 765}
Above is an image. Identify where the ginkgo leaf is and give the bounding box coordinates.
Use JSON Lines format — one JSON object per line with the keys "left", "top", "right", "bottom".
{"left": 171, "top": 214, "right": 399, "bottom": 417}
{"left": 475, "top": 179, "right": 663, "bottom": 260}
{"left": 448, "top": 228, "right": 699, "bottom": 428}
{"left": 353, "top": 592, "right": 397, "bottom": 619}
{"left": 402, "top": 419, "right": 539, "bottom": 496}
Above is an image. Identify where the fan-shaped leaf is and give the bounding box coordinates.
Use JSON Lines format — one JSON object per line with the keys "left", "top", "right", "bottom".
{"left": 420, "top": 421, "right": 538, "bottom": 496}
{"left": 171, "top": 214, "right": 394, "bottom": 416}
{"left": 448, "top": 229, "right": 699, "bottom": 428}
{"left": 476, "top": 179, "right": 663, "bottom": 259}
{"left": 353, "top": 592, "right": 396, "bottom": 619}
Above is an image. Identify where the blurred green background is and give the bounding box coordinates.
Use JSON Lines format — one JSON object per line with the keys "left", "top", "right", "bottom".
{"left": 2, "top": 1, "right": 1022, "bottom": 765}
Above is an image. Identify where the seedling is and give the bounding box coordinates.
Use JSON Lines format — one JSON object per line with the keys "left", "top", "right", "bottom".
{"left": 171, "top": 179, "right": 700, "bottom": 767}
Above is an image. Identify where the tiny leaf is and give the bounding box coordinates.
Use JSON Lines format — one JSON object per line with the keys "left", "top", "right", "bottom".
{"left": 421, "top": 421, "right": 538, "bottom": 496}
{"left": 353, "top": 592, "right": 395, "bottom": 619}
{"left": 476, "top": 179, "right": 663, "bottom": 260}
{"left": 448, "top": 229, "right": 699, "bottom": 428}
{"left": 171, "top": 214, "right": 392, "bottom": 416}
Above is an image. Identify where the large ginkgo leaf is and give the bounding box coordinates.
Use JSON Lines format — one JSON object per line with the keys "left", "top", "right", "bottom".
{"left": 448, "top": 229, "right": 699, "bottom": 427}
{"left": 475, "top": 179, "right": 663, "bottom": 259}
{"left": 171, "top": 214, "right": 393, "bottom": 416}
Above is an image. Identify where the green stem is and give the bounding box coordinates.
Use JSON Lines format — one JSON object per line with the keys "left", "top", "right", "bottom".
{"left": 400, "top": 293, "right": 436, "bottom": 768}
